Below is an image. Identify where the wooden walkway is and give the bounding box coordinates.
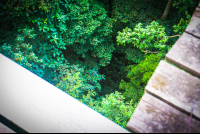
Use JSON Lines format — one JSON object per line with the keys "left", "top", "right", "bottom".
{"left": 126, "top": 5, "right": 200, "bottom": 133}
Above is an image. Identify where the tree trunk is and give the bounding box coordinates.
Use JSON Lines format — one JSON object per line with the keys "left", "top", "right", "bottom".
{"left": 161, "top": 0, "right": 173, "bottom": 21}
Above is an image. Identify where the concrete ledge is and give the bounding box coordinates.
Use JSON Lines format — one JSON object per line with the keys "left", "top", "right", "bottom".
{"left": 0, "top": 122, "right": 16, "bottom": 133}
{"left": 0, "top": 53, "right": 129, "bottom": 133}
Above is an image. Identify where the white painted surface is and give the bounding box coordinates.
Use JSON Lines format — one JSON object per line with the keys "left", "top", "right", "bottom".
{"left": 0, "top": 53, "right": 130, "bottom": 133}
{"left": 0, "top": 122, "right": 16, "bottom": 133}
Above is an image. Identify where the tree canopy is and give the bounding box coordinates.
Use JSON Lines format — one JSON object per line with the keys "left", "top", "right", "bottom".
{"left": 0, "top": 0, "right": 198, "bottom": 130}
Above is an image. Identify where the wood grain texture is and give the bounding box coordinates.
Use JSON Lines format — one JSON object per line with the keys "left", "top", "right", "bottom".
{"left": 127, "top": 5, "right": 200, "bottom": 133}
{"left": 145, "top": 60, "right": 200, "bottom": 120}
{"left": 185, "top": 7, "right": 200, "bottom": 38}
{"left": 0, "top": 122, "right": 16, "bottom": 133}
{"left": 126, "top": 93, "right": 200, "bottom": 133}
{"left": 0, "top": 54, "right": 130, "bottom": 133}
{"left": 166, "top": 32, "right": 200, "bottom": 78}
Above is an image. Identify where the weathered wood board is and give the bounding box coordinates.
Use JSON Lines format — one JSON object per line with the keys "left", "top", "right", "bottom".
{"left": 145, "top": 60, "right": 200, "bottom": 120}
{"left": 185, "top": 7, "right": 200, "bottom": 38}
{"left": 166, "top": 32, "right": 200, "bottom": 78}
{"left": 0, "top": 54, "right": 130, "bottom": 133}
{"left": 0, "top": 122, "right": 15, "bottom": 133}
{"left": 127, "top": 5, "right": 200, "bottom": 133}
{"left": 126, "top": 93, "right": 200, "bottom": 133}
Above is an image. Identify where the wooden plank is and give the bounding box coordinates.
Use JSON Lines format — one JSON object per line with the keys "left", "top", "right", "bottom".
{"left": 0, "top": 54, "right": 130, "bottom": 133}
{"left": 145, "top": 60, "right": 200, "bottom": 120}
{"left": 126, "top": 93, "right": 200, "bottom": 133}
{"left": 0, "top": 122, "right": 16, "bottom": 133}
{"left": 166, "top": 32, "right": 200, "bottom": 78}
{"left": 185, "top": 7, "right": 200, "bottom": 38}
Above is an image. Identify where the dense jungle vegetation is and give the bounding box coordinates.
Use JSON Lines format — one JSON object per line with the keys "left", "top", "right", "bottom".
{"left": 0, "top": 0, "right": 199, "bottom": 131}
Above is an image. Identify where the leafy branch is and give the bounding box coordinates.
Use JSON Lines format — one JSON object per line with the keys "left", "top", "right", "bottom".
{"left": 116, "top": 21, "right": 169, "bottom": 54}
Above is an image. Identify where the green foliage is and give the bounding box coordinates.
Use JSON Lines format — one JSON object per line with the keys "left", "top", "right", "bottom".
{"left": 119, "top": 54, "right": 162, "bottom": 102}
{"left": 114, "top": 42, "right": 145, "bottom": 64}
{"left": 0, "top": 0, "right": 109, "bottom": 113}
{"left": 54, "top": 0, "right": 115, "bottom": 69}
{"left": 59, "top": 81, "right": 137, "bottom": 128}
{"left": 0, "top": 0, "right": 196, "bottom": 130}
{"left": 98, "top": 52, "right": 134, "bottom": 96}
{"left": 93, "top": 91, "right": 138, "bottom": 128}
{"left": 56, "top": 66, "right": 102, "bottom": 106}
{"left": 0, "top": 0, "right": 113, "bottom": 89}
{"left": 111, "top": 0, "right": 164, "bottom": 24}
{"left": 173, "top": 11, "right": 191, "bottom": 35}
{"left": 55, "top": 64, "right": 105, "bottom": 99}
{"left": 109, "top": 0, "right": 166, "bottom": 48}
{"left": 116, "top": 21, "right": 169, "bottom": 58}
{"left": 172, "top": 0, "right": 199, "bottom": 14}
